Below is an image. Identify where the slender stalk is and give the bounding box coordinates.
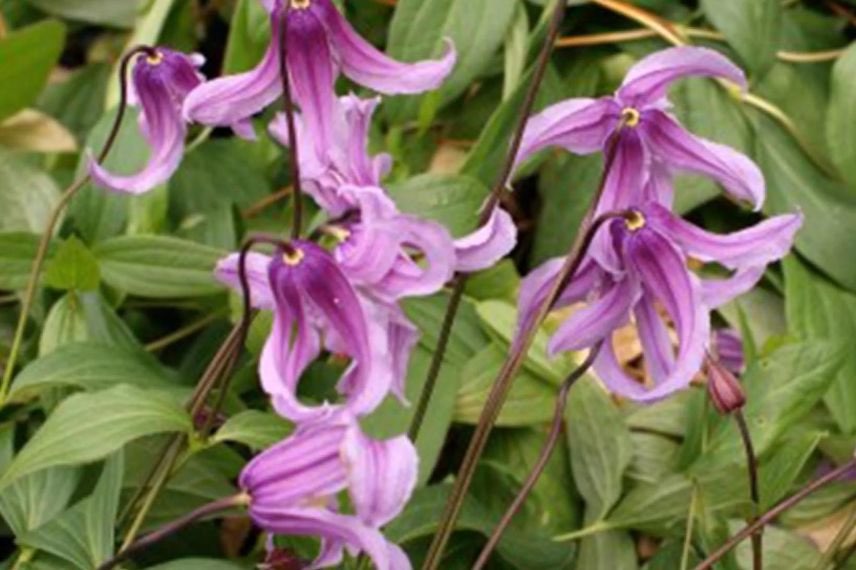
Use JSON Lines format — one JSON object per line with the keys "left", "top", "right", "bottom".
{"left": 472, "top": 345, "right": 601, "bottom": 570}
{"left": 734, "top": 410, "right": 762, "bottom": 570}
{"left": 0, "top": 46, "right": 154, "bottom": 405}
{"left": 144, "top": 311, "right": 226, "bottom": 352}
{"left": 101, "top": 494, "right": 249, "bottom": 570}
{"left": 814, "top": 503, "right": 856, "bottom": 570}
{"left": 681, "top": 484, "right": 700, "bottom": 570}
{"left": 694, "top": 459, "right": 856, "bottom": 570}
{"left": 277, "top": 5, "right": 304, "bottom": 240}
{"left": 408, "top": 0, "right": 567, "bottom": 444}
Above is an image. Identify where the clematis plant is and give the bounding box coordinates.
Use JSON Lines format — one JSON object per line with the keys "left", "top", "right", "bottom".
{"left": 88, "top": 47, "right": 204, "bottom": 194}
{"left": 183, "top": 0, "right": 455, "bottom": 138}
{"left": 240, "top": 412, "right": 417, "bottom": 570}
{"left": 514, "top": 46, "right": 764, "bottom": 215}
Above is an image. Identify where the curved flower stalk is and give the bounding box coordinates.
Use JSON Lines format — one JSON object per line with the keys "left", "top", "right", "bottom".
{"left": 518, "top": 202, "right": 802, "bottom": 401}
{"left": 216, "top": 241, "right": 391, "bottom": 422}
{"left": 88, "top": 47, "right": 204, "bottom": 194}
{"left": 240, "top": 412, "right": 417, "bottom": 570}
{"left": 183, "top": 0, "right": 455, "bottom": 138}
{"left": 514, "top": 46, "right": 764, "bottom": 214}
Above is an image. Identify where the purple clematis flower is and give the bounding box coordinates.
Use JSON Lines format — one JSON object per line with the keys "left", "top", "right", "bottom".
{"left": 183, "top": 0, "right": 455, "bottom": 138}
{"left": 712, "top": 328, "right": 745, "bottom": 374}
{"left": 216, "top": 241, "right": 390, "bottom": 422}
{"left": 453, "top": 205, "right": 518, "bottom": 273}
{"left": 513, "top": 46, "right": 764, "bottom": 215}
{"left": 241, "top": 413, "right": 417, "bottom": 570}
{"left": 88, "top": 47, "right": 204, "bottom": 194}
{"left": 518, "top": 202, "right": 802, "bottom": 401}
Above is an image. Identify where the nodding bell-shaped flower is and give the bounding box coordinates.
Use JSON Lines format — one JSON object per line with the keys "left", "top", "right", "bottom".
{"left": 88, "top": 47, "right": 204, "bottom": 194}
{"left": 216, "top": 241, "right": 390, "bottom": 422}
{"left": 240, "top": 413, "right": 418, "bottom": 570}
{"left": 705, "top": 353, "right": 746, "bottom": 414}
{"left": 712, "top": 328, "right": 745, "bottom": 375}
{"left": 183, "top": 0, "right": 455, "bottom": 139}
{"left": 514, "top": 46, "right": 764, "bottom": 215}
{"left": 517, "top": 201, "right": 802, "bottom": 402}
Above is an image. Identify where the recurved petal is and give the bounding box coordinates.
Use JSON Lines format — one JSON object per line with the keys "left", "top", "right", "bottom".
{"left": 248, "top": 506, "right": 395, "bottom": 570}
{"left": 643, "top": 110, "right": 765, "bottom": 210}
{"left": 633, "top": 293, "right": 675, "bottom": 382}
{"left": 646, "top": 204, "right": 802, "bottom": 269}
{"left": 514, "top": 97, "right": 619, "bottom": 169}
{"left": 321, "top": 1, "right": 455, "bottom": 94}
{"left": 617, "top": 46, "right": 747, "bottom": 106}
{"left": 453, "top": 206, "right": 517, "bottom": 273}
{"left": 215, "top": 252, "right": 276, "bottom": 309}
{"left": 595, "top": 130, "right": 649, "bottom": 216}
{"left": 548, "top": 277, "right": 639, "bottom": 355}
{"left": 343, "top": 426, "right": 418, "bottom": 528}
{"left": 183, "top": 41, "right": 281, "bottom": 129}
{"left": 701, "top": 265, "right": 766, "bottom": 308}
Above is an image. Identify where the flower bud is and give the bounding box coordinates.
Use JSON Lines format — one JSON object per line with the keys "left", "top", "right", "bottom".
{"left": 705, "top": 356, "right": 746, "bottom": 415}
{"left": 261, "top": 548, "right": 306, "bottom": 570}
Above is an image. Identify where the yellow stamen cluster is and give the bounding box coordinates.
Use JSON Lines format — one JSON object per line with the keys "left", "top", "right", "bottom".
{"left": 624, "top": 210, "right": 646, "bottom": 231}
{"left": 621, "top": 107, "right": 641, "bottom": 128}
{"left": 146, "top": 51, "right": 164, "bottom": 66}
{"left": 290, "top": 0, "right": 312, "bottom": 9}
{"left": 283, "top": 247, "right": 306, "bottom": 266}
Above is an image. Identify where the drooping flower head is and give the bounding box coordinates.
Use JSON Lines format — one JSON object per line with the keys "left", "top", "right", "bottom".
{"left": 705, "top": 351, "right": 746, "bottom": 415}
{"left": 514, "top": 46, "right": 764, "bottom": 215}
{"left": 241, "top": 413, "right": 417, "bottom": 570}
{"left": 183, "top": 0, "right": 456, "bottom": 138}
{"left": 88, "top": 47, "right": 204, "bottom": 194}
{"left": 216, "top": 241, "right": 391, "bottom": 422}
{"left": 518, "top": 200, "right": 802, "bottom": 402}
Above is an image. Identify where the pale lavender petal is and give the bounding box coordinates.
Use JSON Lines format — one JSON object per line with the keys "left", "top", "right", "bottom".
{"left": 343, "top": 426, "right": 418, "bottom": 528}
{"left": 595, "top": 130, "right": 649, "bottom": 216}
{"left": 713, "top": 328, "right": 745, "bottom": 374}
{"left": 701, "top": 266, "right": 766, "bottom": 308}
{"left": 248, "top": 507, "right": 393, "bottom": 570}
{"left": 215, "top": 252, "right": 276, "bottom": 310}
{"left": 183, "top": 41, "right": 281, "bottom": 129}
{"left": 643, "top": 110, "right": 765, "bottom": 209}
{"left": 633, "top": 293, "right": 675, "bottom": 381}
{"left": 624, "top": 228, "right": 709, "bottom": 400}
{"left": 340, "top": 94, "right": 392, "bottom": 186}
{"left": 646, "top": 204, "right": 802, "bottom": 269}
{"left": 322, "top": 1, "right": 456, "bottom": 95}
{"left": 593, "top": 337, "right": 659, "bottom": 400}
{"left": 453, "top": 206, "right": 516, "bottom": 273}
{"left": 548, "top": 278, "right": 639, "bottom": 355}
{"left": 641, "top": 161, "right": 674, "bottom": 207}
{"left": 514, "top": 97, "right": 620, "bottom": 169}
{"left": 617, "top": 46, "right": 747, "bottom": 107}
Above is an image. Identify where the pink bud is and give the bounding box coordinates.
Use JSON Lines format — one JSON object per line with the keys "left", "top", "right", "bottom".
{"left": 706, "top": 357, "right": 746, "bottom": 415}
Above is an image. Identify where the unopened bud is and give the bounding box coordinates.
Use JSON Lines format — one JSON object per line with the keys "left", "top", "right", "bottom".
{"left": 705, "top": 356, "right": 746, "bottom": 415}
{"left": 260, "top": 548, "right": 306, "bottom": 570}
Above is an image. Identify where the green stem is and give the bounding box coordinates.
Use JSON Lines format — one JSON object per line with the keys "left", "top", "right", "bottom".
{"left": 144, "top": 311, "right": 225, "bottom": 352}
{"left": 681, "top": 483, "right": 700, "bottom": 570}
{"left": 553, "top": 521, "right": 613, "bottom": 542}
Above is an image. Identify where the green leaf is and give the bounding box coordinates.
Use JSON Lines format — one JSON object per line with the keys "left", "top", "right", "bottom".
{"left": 385, "top": 0, "right": 518, "bottom": 122}
{"left": 732, "top": 522, "right": 822, "bottom": 569}
{"left": 21, "top": 453, "right": 124, "bottom": 569}
{"left": 222, "top": 0, "right": 270, "bottom": 74}
{"left": 566, "top": 377, "right": 633, "bottom": 520}
{"left": 25, "top": 0, "right": 140, "bottom": 28}
{"left": 94, "top": 235, "right": 225, "bottom": 298}
{"left": 826, "top": 44, "right": 856, "bottom": 191}
{"left": 698, "top": 341, "right": 845, "bottom": 469}
{"left": 0, "top": 424, "right": 81, "bottom": 537}
{"left": 755, "top": 115, "right": 856, "bottom": 290}
{"left": 213, "top": 410, "right": 292, "bottom": 450}
{"left": 626, "top": 432, "right": 680, "bottom": 485}
{"left": 0, "top": 149, "right": 61, "bottom": 233}
{"left": 701, "top": 0, "right": 781, "bottom": 75}
{"left": 10, "top": 342, "right": 177, "bottom": 402}
{"left": 43, "top": 236, "right": 101, "bottom": 292}
{"left": 386, "top": 173, "right": 487, "bottom": 237}
{"left": 37, "top": 63, "right": 110, "bottom": 143}
{"left": 576, "top": 530, "right": 639, "bottom": 570}
{"left": 145, "top": 559, "right": 247, "bottom": 570}
{"left": 38, "top": 292, "right": 140, "bottom": 356}
{"left": 70, "top": 108, "right": 148, "bottom": 243}
{"left": 502, "top": 2, "right": 529, "bottom": 100}
{"left": 0, "top": 20, "right": 66, "bottom": 121}
{"left": 784, "top": 258, "right": 856, "bottom": 433}
{"left": 759, "top": 430, "right": 823, "bottom": 510}
{"left": 0, "top": 232, "right": 55, "bottom": 290}
{"left": 0, "top": 385, "right": 191, "bottom": 490}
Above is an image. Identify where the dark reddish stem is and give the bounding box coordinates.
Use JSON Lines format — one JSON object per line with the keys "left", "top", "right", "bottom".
{"left": 277, "top": 5, "right": 304, "bottom": 239}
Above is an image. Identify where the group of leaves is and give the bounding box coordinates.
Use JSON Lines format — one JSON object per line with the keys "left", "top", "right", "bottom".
{"left": 0, "top": 0, "right": 855, "bottom": 568}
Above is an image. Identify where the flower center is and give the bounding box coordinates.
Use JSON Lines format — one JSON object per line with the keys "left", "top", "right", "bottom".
{"left": 624, "top": 210, "right": 646, "bottom": 231}
{"left": 324, "top": 225, "right": 351, "bottom": 242}
{"left": 282, "top": 247, "right": 305, "bottom": 266}
{"left": 145, "top": 50, "right": 164, "bottom": 66}
{"left": 290, "top": 0, "right": 311, "bottom": 9}
{"left": 621, "top": 107, "right": 641, "bottom": 128}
